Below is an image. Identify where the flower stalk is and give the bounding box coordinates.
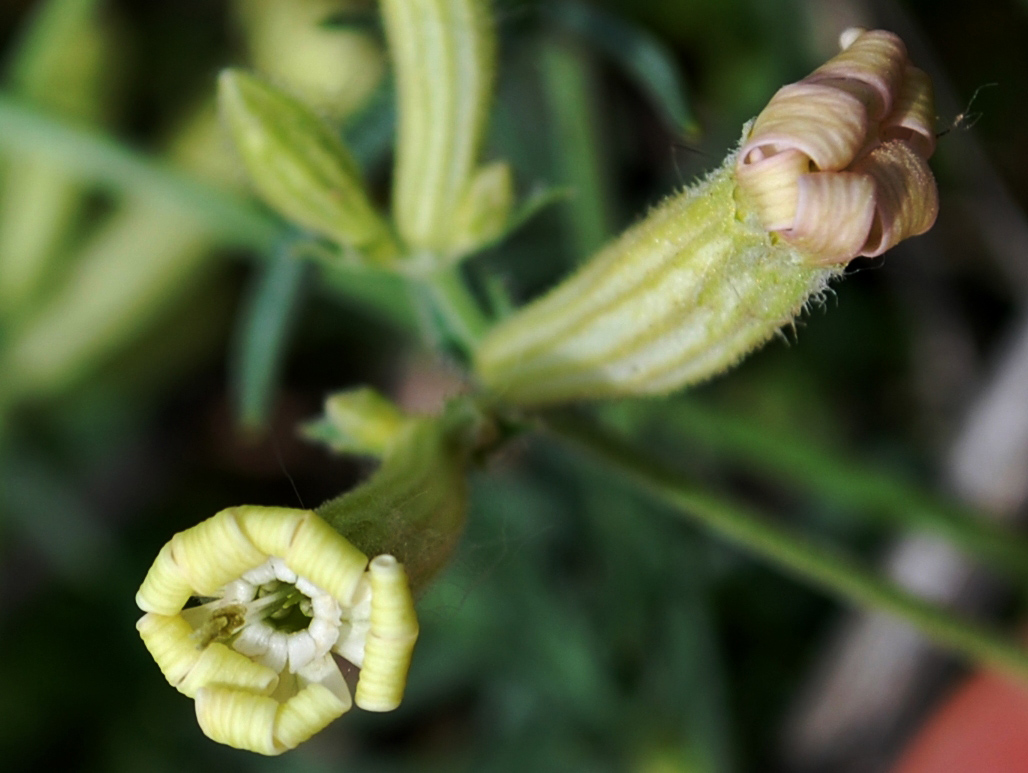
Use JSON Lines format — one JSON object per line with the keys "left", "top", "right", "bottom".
{"left": 543, "top": 411, "right": 1028, "bottom": 683}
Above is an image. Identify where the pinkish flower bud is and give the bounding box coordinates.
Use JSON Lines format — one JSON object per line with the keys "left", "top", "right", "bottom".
{"left": 735, "top": 28, "right": 938, "bottom": 264}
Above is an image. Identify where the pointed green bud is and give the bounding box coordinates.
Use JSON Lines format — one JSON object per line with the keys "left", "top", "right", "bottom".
{"left": 381, "top": 0, "right": 498, "bottom": 261}
{"left": 450, "top": 161, "right": 515, "bottom": 258}
{"left": 218, "top": 69, "right": 398, "bottom": 265}
{"left": 475, "top": 29, "right": 938, "bottom": 406}
{"left": 301, "top": 387, "right": 411, "bottom": 458}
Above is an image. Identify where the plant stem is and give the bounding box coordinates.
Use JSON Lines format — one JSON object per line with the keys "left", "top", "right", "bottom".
{"left": 0, "top": 93, "right": 285, "bottom": 251}
{"left": 423, "top": 266, "right": 491, "bottom": 354}
{"left": 622, "top": 398, "right": 1028, "bottom": 584}
{"left": 542, "top": 411, "right": 1028, "bottom": 681}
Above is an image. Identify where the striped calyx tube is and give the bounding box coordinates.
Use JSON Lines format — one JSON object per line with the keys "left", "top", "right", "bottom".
{"left": 474, "top": 29, "right": 938, "bottom": 406}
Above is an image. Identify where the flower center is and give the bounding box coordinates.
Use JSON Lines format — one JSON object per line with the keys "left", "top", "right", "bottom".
{"left": 184, "top": 556, "right": 350, "bottom": 676}
{"left": 251, "top": 581, "right": 314, "bottom": 634}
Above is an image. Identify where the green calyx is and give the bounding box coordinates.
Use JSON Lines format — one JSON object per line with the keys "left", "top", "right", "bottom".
{"left": 313, "top": 395, "right": 487, "bottom": 593}
{"left": 218, "top": 69, "right": 398, "bottom": 266}
{"left": 382, "top": 0, "right": 507, "bottom": 263}
{"left": 473, "top": 155, "right": 841, "bottom": 406}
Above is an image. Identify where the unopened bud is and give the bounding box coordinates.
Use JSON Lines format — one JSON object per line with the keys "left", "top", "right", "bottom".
{"left": 382, "top": 0, "right": 500, "bottom": 262}
{"left": 735, "top": 28, "right": 938, "bottom": 263}
{"left": 218, "top": 69, "right": 398, "bottom": 265}
{"left": 475, "top": 29, "right": 939, "bottom": 406}
{"left": 301, "top": 387, "right": 410, "bottom": 457}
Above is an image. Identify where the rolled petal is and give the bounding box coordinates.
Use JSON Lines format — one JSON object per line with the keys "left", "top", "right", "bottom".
{"left": 743, "top": 82, "right": 868, "bottom": 171}
{"left": 171, "top": 510, "right": 267, "bottom": 596}
{"left": 195, "top": 687, "right": 281, "bottom": 756}
{"left": 285, "top": 514, "right": 369, "bottom": 607}
{"left": 234, "top": 505, "right": 307, "bottom": 558}
{"left": 808, "top": 29, "right": 908, "bottom": 120}
{"left": 881, "top": 65, "right": 936, "bottom": 159}
{"left": 734, "top": 148, "right": 809, "bottom": 230}
{"left": 179, "top": 642, "right": 279, "bottom": 699}
{"left": 854, "top": 140, "right": 939, "bottom": 257}
{"left": 355, "top": 556, "right": 419, "bottom": 712}
{"left": 137, "top": 613, "right": 202, "bottom": 688}
{"left": 785, "top": 171, "right": 877, "bottom": 263}
{"left": 136, "top": 542, "right": 193, "bottom": 615}
{"left": 274, "top": 682, "right": 351, "bottom": 751}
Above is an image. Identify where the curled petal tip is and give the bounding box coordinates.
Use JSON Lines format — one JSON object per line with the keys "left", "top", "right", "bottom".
{"left": 839, "top": 27, "right": 865, "bottom": 50}
{"left": 736, "top": 28, "right": 938, "bottom": 264}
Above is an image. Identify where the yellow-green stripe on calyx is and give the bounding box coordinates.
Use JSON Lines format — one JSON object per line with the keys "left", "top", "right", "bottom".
{"left": 218, "top": 70, "right": 398, "bottom": 266}
{"left": 474, "top": 28, "right": 939, "bottom": 406}
{"left": 135, "top": 506, "right": 418, "bottom": 755}
{"left": 382, "top": 0, "right": 510, "bottom": 264}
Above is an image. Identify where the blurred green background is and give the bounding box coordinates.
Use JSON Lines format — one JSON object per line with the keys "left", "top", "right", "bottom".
{"left": 2, "top": 0, "right": 1028, "bottom": 771}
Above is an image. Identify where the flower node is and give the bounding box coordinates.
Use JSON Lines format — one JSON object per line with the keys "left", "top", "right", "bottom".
{"left": 735, "top": 28, "right": 938, "bottom": 264}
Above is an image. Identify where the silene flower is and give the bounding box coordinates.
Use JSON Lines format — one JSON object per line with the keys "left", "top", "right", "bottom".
{"left": 135, "top": 506, "right": 418, "bottom": 755}
{"left": 136, "top": 394, "right": 476, "bottom": 755}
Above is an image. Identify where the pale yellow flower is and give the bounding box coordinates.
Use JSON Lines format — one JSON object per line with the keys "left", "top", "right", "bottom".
{"left": 135, "top": 506, "right": 419, "bottom": 755}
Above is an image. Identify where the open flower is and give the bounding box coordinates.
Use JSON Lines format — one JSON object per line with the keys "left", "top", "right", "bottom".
{"left": 135, "top": 506, "right": 418, "bottom": 755}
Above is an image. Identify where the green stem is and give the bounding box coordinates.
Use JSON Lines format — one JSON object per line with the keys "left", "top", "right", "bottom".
{"left": 539, "top": 38, "right": 613, "bottom": 260}
{"left": 542, "top": 411, "right": 1028, "bottom": 682}
{"left": 423, "top": 266, "right": 491, "bottom": 354}
{"left": 0, "top": 93, "right": 285, "bottom": 251}
{"left": 629, "top": 398, "right": 1028, "bottom": 584}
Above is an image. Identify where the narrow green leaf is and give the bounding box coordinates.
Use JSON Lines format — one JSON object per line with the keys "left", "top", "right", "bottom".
{"left": 231, "top": 245, "right": 308, "bottom": 430}
{"left": 539, "top": 39, "right": 613, "bottom": 259}
{"left": 0, "top": 93, "right": 286, "bottom": 251}
{"left": 548, "top": 0, "right": 700, "bottom": 138}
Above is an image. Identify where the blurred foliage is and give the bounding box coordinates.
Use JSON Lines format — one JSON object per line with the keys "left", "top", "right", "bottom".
{"left": 2, "top": 0, "right": 1028, "bottom": 771}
